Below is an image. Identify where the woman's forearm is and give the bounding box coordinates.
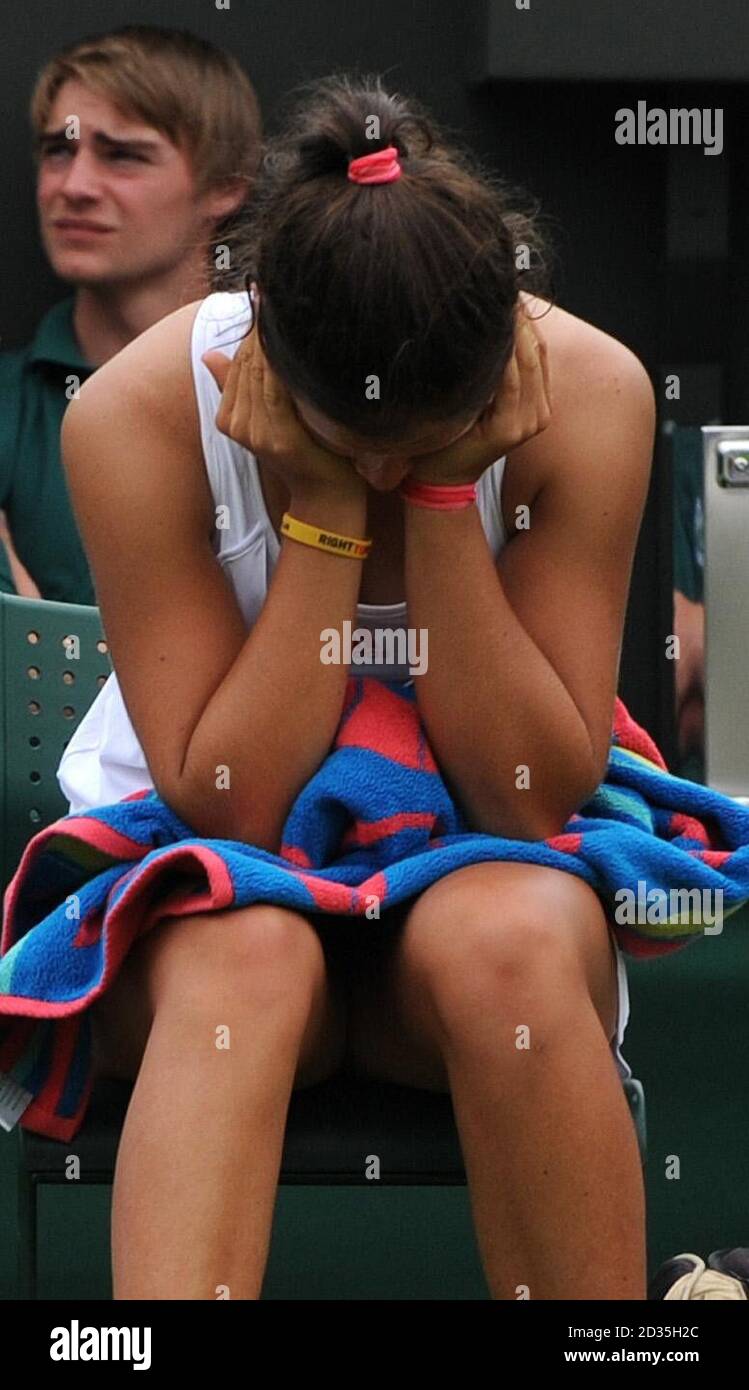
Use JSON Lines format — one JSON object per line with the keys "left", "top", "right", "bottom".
{"left": 173, "top": 485, "right": 367, "bottom": 851}
{"left": 404, "top": 503, "right": 597, "bottom": 840}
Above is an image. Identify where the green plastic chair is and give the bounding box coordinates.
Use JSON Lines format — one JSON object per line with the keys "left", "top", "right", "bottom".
{"left": 0, "top": 593, "right": 647, "bottom": 1298}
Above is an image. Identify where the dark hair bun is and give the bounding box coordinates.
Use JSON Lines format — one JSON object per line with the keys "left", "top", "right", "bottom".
{"left": 282, "top": 72, "right": 436, "bottom": 180}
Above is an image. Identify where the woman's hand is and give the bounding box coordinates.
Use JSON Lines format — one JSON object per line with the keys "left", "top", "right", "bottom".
{"left": 409, "top": 305, "right": 553, "bottom": 486}
{"left": 202, "top": 330, "right": 365, "bottom": 501}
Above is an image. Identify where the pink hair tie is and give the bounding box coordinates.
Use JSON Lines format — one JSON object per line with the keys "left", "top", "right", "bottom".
{"left": 348, "top": 145, "right": 402, "bottom": 185}
{"left": 399, "top": 479, "right": 477, "bottom": 511}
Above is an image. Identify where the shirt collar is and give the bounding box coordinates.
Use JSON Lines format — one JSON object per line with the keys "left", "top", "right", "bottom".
{"left": 27, "top": 298, "right": 92, "bottom": 373}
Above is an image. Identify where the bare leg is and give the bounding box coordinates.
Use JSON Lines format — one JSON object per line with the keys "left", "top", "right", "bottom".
{"left": 344, "top": 863, "right": 647, "bottom": 1300}
{"left": 93, "top": 904, "right": 346, "bottom": 1300}
{"left": 443, "top": 965, "right": 645, "bottom": 1300}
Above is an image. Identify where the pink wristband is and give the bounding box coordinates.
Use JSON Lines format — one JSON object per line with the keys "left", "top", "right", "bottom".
{"left": 398, "top": 479, "right": 477, "bottom": 510}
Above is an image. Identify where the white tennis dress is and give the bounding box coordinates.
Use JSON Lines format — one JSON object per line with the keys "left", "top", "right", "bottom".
{"left": 56, "top": 289, "right": 632, "bottom": 1080}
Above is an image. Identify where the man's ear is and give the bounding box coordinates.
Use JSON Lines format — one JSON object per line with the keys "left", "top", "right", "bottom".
{"left": 205, "top": 176, "right": 251, "bottom": 224}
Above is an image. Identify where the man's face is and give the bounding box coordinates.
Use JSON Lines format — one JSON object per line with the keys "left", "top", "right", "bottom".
{"left": 36, "top": 79, "right": 216, "bottom": 287}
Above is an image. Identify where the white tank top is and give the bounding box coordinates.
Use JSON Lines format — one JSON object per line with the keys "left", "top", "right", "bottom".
{"left": 57, "top": 291, "right": 510, "bottom": 814}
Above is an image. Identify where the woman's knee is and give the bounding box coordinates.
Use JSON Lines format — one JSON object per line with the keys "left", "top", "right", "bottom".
{"left": 91, "top": 904, "right": 341, "bottom": 1084}
{"left": 399, "top": 866, "right": 609, "bottom": 1033}
{"left": 137, "top": 902, "right": 329, "bottom": 1020}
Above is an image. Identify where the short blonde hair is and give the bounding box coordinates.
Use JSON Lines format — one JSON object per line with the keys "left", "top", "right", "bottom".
{"left": 29, "top": 24, "right": 262, "bottom": 200}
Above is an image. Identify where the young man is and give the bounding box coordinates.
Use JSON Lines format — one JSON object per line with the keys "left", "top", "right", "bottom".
{"left": 0, "top": 24, "right": 261, "bottom": 600}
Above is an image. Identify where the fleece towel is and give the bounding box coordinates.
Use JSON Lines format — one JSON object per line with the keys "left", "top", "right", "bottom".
{"left": 2, "top": 676, "right": 749, "bottom": 1140}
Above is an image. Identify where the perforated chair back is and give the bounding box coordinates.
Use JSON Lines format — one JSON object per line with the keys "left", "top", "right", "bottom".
{"left": 0, "top": 593, "right": 111, "bottom": 894}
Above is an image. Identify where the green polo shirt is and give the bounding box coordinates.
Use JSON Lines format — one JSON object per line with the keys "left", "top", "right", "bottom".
{"left": 0, "top": 298, "right": 96, "bottom": 603}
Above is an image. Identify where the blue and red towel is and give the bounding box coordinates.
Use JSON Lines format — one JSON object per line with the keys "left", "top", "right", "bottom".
{"left": 2, "top": 676, "right": 749, "bottom": 1140}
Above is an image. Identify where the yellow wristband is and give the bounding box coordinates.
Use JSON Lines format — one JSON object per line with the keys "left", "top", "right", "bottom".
{"left": 281, "top": 512, "right": 372, "bottom": 560}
